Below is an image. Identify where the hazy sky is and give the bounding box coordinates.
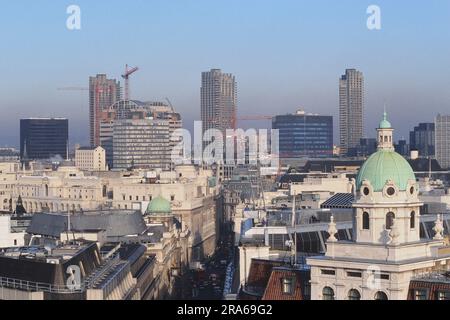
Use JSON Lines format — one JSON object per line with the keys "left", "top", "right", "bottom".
{"left": 0, "top": 0, "right": 449, "bottom": 147}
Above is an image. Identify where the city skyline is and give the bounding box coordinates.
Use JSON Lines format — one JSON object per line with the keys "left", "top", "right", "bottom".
{"left": 1, "top": 1, "right": 450, "bottom": 147}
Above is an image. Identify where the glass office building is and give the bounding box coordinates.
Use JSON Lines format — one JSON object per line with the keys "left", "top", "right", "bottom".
{"left": 20, "top": 118, "right": 68, "bottom": 160}
{"left": 272, "top": 111, "right": 333, "bottom": 158}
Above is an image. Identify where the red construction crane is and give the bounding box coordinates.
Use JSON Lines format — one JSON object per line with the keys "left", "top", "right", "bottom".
{"left": 121, "top": 64, "right": 139, "bottom": 101}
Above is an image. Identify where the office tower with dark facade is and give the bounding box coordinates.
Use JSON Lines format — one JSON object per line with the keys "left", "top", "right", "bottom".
{"left": 272, "top": 110, "right": 333, "bottom": 158}
{"left": 409, "top": 123, "right": 435, "bottom": 157}
{"left": 89, "top": 74, "right": 121, "bottom": 147}
{"left": 201, "top": 69, "right": 237, "bottom": 139}
{"left": 435, "top": 115, "right": 450, "bottom": 169}
{"left": 395, "top": 139, "right": 409, "bottom": 157}
{"left": 356, "top": 138, "right": 377, "bottom": 157}
{"left": 20, "top": 118, "right": 68, "bottom": 160}
{"left": 339, "top": 69, "right": 364, "bottom": 156}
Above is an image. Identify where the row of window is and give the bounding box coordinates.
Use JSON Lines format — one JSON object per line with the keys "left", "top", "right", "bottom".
{"left": 322, "top": 287, "right": 388, "bottom": 300}
{"left": 414, "top": 289, "right": 450, "bottom": 300}
{"left": 320, "top": 269, "right": 390, "bottom": 280}
{"left": 362, "top": 211, "right": 416, "bottom": 230}
{"left": 121, "top": 194, "right": 176, "bottom": 201}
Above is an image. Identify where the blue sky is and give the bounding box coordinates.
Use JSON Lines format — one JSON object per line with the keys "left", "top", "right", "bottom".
{"left": 0, "top": 0, "right": 449, "bottom": 147}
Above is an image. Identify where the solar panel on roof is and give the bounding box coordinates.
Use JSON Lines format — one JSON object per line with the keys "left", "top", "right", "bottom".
{"left": 320, "top": 193, "right": 354, "bottom": 209}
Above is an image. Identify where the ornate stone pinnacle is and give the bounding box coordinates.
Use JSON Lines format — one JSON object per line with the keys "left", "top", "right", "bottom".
{"left": 433, "top": 214, "right": 444, "bottom": 240}
{"left": 327, "top": 215, "right": 338, "bottom": 242}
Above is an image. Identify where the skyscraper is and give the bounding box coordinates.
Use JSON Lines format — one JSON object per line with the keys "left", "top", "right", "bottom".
{"left": 201, "top": 69, "right": 237, "bottom": 140}
{"left": 20, "top": 118, "right": 68, "bottom": 160}
{"left": 113, "top": 118, "right": 171, "bottom": 170}
{"left": 339, "top": 69, "right": 364, "bottom": 156}
{"left": 272, "top": 110, "right": 333, "bottom": 158}
{"left": 89, "top": 74, "right": 121, "bottom": 147}
{"left": 100, "top": 100, "right": 181, "bottom": 168}
{"left": 435, "top": 115, "right": 450, "bottom": 169}
{"left": 409, "top": 123, "right": 435, "bottom": 157}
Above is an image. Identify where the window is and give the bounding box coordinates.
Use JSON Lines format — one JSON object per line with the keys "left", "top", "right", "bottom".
{"left": 282, "top": 277, "right": 295, "bottom": 295}
{"left": 386, "top": 212, "right": 395, "bottom": 229}
{"left": 410, "top": 211, "right": 416, "bottom": 229}
{"left": 322, "top": 287, "right": 335, "bottom": 300}
{"left": 410, "top": 186, "right": 415, "bottom": 195}
{"left": 363, "top": 187, "right": 370, "bottom": 196}
{"left": 171, "top": 195, "right": 175, "bottom": 201}
{"left": 321, "top": 269, "right": 336, "bottom": 276}
{"left": 347, "top": 271, "right": 362, "bottom": 278}
{"left": 386, "top": 187, "right": 396, "bottom": 196}
{"left": 437, "top": 291, "right": 450, "bottom": 300}
{"left": 348, "top": 289, "right": 361, "bottom": 300}
{"left": 380, "top": 274, "right": 390, "bottom": 280}
{"left": 363, "top": 212, "right": 370, "bottom": 230}
{"left": 375, "top": 291, "right": 388, "bottom": 300}
{"left": 415, "top": 289, "right": 427, "bottom": 300}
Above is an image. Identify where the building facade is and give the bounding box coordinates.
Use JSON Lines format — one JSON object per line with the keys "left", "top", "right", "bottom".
{"left": 272, "top": 110, "right": 333, "bottom": 158}
{"left": 113, "top": 118, "right": 171, "bottom": 170}
{"left": 339, "top": 69, "right": 364, "bottom": 156}
{"left": 409, "top": 123, "right": 435, "bottom": 158}
{"left": 307, "top": 112, "right": 450, "bottom": 300}
{"left": 75, "top": 146, "right": 107, "bottom": 171}
{"left": 101, "top": 100, "right": 181, "bottom": 169}
{"left": 89, "top": 74, "right": 121, "bottom": 147}
{"left": 435, "top": 115, "right": 450, "bottom": 169}
{"left": 20, "top": 118, "right": 68, "bottom": 160}
{"left": 201, "top": 69, "right": 237, "bottom": 140}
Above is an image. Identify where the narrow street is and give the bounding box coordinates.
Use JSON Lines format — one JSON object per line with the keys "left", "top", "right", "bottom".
{"left": 185, "top": 232, "right": 235, "bottom": 300}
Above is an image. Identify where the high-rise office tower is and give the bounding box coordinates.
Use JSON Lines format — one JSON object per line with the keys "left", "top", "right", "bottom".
{"left": 272, "top": 110, "right": 333, "bottom": 158}
{"left": 435, "top": 115, "right": 450, "bottom": 169}
{"left": 113, "top": 118, "right": 171, "bottom": 170}
{"left": 20, "top": 118, "right": 68, "bottom": 160}
{"left": 409, "top": 123, "right": 435, "bottom": 157}
{"left": 89, "top": 74, "right": 121, "bottom": 147}
{"left": 100, "top": 100, "right": 181, "bottom": 168}
{"left": 339, "top": 69, "right": 364, "bottom": 156}
{"left": 201, "top": 69, "right": 237, "bottom": 140}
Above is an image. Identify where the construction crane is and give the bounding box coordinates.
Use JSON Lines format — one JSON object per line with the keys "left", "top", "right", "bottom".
{"left": 122, "top": 64, "right": 139, "bottom": 101}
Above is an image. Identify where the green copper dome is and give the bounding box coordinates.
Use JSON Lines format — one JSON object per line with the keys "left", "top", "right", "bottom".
{"left": 379, "top": 111, "right": 392, "bottom": 129}
{"left": 356, "top": 150, "right": 416, "bottom": 192}
{"left": 146, "top": 196, "right": 172, "bottom": 215}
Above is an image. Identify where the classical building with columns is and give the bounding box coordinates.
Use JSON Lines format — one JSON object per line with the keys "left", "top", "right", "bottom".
{"left": 307, "top": 112, "right": 450, "bottom": 300}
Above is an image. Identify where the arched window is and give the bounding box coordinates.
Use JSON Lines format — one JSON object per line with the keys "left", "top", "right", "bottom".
{"left": 348, "top": 289, "right": 361, "bottom": 300}
{"left": 386, "top": 212, "right": 395, "bottom": 230}
{"left": 410, "top": 211, "right": 416, "bottom": 229}
{"left": 45, "top": 185, "right": 49, "bottom": 197}
{"left": 322, "top": 287, "right": 335, "bottom": 300}
{"left": 374, "top": 291, "right": 388, "bottom": 300}
{"left": 363, "top": 212, "right": 370, "bottom": 230}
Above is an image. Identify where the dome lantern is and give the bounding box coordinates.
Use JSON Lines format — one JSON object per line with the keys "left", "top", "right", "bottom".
{"left": 377, "top": 110, "right": 394, "bottom": 151}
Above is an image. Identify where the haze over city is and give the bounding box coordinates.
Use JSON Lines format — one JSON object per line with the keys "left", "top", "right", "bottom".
{"left": 1, "top": 0, "right": 450, "bottom": 147}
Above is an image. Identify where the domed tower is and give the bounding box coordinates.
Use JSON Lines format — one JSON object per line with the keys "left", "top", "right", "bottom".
{"left": 145, "top": 196, "right": 174, "bottom": 228}
{"left": 353, "top": 111, "right": 421, "bottom": 245}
